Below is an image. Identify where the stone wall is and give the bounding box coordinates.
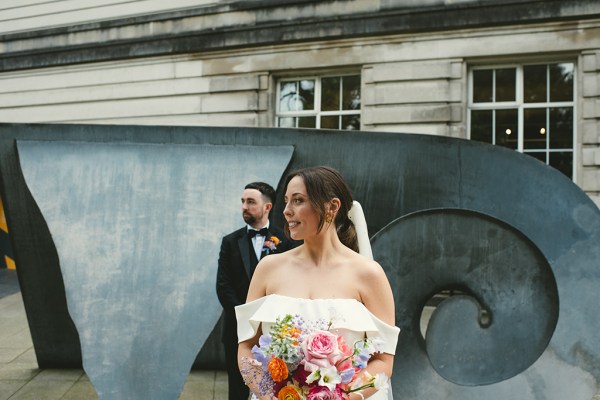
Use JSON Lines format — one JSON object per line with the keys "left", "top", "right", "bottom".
{"left": 582, "top": 51, "right": 600, "bottom": 206}
{"left": 1, "top": 1, "right": 599, "bottom": 205}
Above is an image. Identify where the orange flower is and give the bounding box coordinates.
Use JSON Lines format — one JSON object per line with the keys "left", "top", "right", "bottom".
{"left": 278, "top": 385, "right": 302, "bottom": 400}
{"left": 270, "top": 235, "right": 281, "bottom": 246}
{"left": 268, "top": 357, "right": 288, "bottom": 382}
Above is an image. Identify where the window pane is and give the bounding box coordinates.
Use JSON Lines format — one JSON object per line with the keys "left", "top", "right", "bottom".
{"left": 298, "top": 116, "right": 316, "bottom": 128}
{"left": 524, "top": 65, "right": 547, "bottom": 103}
{"left": 495, "top": 109, "right": 518, "bottom": 150}
{"left": 549, "top": 151, "right": 573, "bottom": 178}
{"left": 471, "top": 110, "right": 493, "bottom": 143}
{"left": 549, "top": 63, "right": 574, "bottom": 102}
{"left": 524, "top": 108, "right": 547, "bottom": 150}
{"left": 322, "top": 77, "right": 340, "bottom": 111}
{"left": 298, "top": 80, "right": 315, "bottom": 110}
{"left": 549, "top": 107, "right": 573, "bottom": 149}
{"left": 495, "top": 68, "right": 516, "bottom": 102}
{"left": 278, "top": 117, "right": 296, "bottom": 128}
{"left": 525, "top": 151, "right": 547, "bottom": 164}
{"left": 342, "top": 114, "right": 360, "bottom": 130}
{"left": 279, "top": 80, "right": 315, "bottom": 111}
{"left": 473, "top": 70, "right": 493, "bottom": 103}
{"left": 321, "top": 115, "right": 339, "bottom": 129}
{"left": 279, "top": 82, "right": 298, "bottom": 112}
{"left": 342, "top": 75, "right": 361, "bottom": 110}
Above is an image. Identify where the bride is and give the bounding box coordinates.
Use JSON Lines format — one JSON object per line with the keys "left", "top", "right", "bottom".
{"left": 236, "top": 166, "right": 399, "bottom": 400}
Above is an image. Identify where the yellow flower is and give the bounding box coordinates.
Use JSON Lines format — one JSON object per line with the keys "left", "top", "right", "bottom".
{"left": 268, "top": 357, "right": 288, "bottom": 382}
{"left": 278, "top": 385, "right": 302, "bottom": 400}
{"left": 278, "top": 323, "right": 301, "bottom": 341}
{"left": 270, "top": 236, "right": 281, "bottom": 246}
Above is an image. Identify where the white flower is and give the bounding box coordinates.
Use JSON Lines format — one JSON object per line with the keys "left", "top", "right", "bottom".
{"left": 317, "top": 366, "right": 342, "bottom": 390}
{"left": 306, "top": 370, "right": 320, "bottom": 385}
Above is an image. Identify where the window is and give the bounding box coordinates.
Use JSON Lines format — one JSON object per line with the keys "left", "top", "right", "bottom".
{"left": 276, "top": 75, "right": 361, "bottom": 130}
{"left": 469, "top": 63, "right": 575, "bottom": 179}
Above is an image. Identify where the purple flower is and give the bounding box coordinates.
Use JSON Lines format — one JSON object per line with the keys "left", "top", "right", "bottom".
{"left": 339, "top": 368, "right": 355, "bottom": 383}
{"left": 251, "top": 344, "right": 269, "bottom": 370}
{"left": 259, "top": 334, "right": 272, "bottom": 348}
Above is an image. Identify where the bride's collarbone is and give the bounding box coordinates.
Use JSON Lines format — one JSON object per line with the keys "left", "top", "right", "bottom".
{"left": 276, "top": 276, "right": 358, "bottom": 299}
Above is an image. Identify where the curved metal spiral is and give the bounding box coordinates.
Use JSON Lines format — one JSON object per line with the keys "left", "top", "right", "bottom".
{"left": 372, "top": 209, "right": 558, "bottom": 387}
{"left": 371, "top": 204, "right": 600, "bottom": 399}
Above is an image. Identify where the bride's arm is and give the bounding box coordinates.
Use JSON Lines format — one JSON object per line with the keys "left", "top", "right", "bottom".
{"left": 237, "top": 259, "right": 274, "bottom": 399}
{"left": 353, "top": 258, "right": 397, "bottom": 399}
{"left": 238, "top": 330, "right": 275, "bottom": 400}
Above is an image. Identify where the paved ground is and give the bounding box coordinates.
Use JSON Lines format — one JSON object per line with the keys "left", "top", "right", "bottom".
{"left": 0, "top": 269, "right": 228, "bottom": 400}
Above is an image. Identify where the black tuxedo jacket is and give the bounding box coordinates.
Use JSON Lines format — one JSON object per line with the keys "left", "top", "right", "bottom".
{"left": 216, "top": 224, "right": 295, "bottom": 344}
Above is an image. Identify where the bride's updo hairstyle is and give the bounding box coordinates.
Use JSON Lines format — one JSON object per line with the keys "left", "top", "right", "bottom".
{"left": 284, "top": 166, "right": 359, "bottom": 253}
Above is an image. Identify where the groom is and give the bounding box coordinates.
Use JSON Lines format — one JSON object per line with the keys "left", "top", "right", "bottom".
{"left": 216, "top": 181, "right": 296, "bottom": 400}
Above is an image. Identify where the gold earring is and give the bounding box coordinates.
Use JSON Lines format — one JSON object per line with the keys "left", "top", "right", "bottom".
{"left": 325, "top": 214, "right": 333, "bottom": 224}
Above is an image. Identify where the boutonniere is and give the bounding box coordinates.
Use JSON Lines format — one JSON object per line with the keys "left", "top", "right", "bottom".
{"left": 262, "top": 235, "right": 281, "bottom": 255}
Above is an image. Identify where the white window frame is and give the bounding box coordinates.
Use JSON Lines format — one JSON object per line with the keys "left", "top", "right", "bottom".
{"left": 275, "top": 74, "right": 361, "bottom": 130}
{"left": 468, "top": 62, "right": 577, "bottom": 182}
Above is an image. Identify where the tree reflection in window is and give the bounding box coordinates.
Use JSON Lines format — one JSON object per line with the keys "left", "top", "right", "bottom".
{"left": 279, "top": 80, "right": 315, "bottom": 112}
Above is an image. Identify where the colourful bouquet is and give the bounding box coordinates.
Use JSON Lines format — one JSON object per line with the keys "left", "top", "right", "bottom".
{"left": 247, "top": 314, "right": 388, "bottom": 400}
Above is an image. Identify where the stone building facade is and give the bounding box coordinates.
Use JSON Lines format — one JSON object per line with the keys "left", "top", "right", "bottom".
{"left": 1, "top": 0, "right": 599, "bottom": 207}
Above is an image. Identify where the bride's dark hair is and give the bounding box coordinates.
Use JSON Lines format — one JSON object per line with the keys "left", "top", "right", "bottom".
{"left": 284, "top": 166, "right": 359, "bottom": 253}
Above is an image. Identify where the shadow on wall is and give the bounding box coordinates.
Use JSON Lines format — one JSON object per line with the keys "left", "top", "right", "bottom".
{"left": 0, "top": 123, "right": 598, "bottom": 400}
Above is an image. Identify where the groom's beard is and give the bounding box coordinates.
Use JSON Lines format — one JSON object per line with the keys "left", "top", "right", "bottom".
{"left": 243, "top": 211, "right": 262, "bottom": 226}
{"left": 243, "top": 214, "right": 255, "bottom": 225}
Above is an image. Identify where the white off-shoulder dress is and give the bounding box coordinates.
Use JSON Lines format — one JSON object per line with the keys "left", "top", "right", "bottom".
{"left": 236, "top": 294, "right": 400, "bottom": 400}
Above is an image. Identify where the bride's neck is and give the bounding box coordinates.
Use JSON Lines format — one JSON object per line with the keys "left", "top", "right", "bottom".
{"left": 302, "top": 229, "right": 344, "bottom": 267}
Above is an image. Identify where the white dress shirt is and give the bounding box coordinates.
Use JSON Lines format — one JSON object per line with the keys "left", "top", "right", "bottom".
{"left": 247, "top": 222, "right": 269, "bottom": 260}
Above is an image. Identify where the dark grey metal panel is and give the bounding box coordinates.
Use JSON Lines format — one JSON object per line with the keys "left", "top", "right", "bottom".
{"left": 0, "top": 123, "right": 598, "bottom": 399}
{"left": 16, "top": 140, "right": 293, "bottom": 399}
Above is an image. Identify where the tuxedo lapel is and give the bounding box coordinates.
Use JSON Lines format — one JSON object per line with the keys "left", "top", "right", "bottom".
{"left": 237, "top": 233, "right": 253, "bottom": 278}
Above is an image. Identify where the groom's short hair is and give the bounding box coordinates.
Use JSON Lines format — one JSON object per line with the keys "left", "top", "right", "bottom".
{"left": 245, "top": 182, "right": 276, "bottom": 206}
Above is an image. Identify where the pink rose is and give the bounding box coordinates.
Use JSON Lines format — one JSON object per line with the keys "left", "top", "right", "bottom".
{"left": 301, "top": 330, "right": 344, "bottom": 372}
{"left": 335, "top": 336, "right": 353, "bottom": 371}
{"left": 306, "top": 385, "right": 343, "bottom": 400}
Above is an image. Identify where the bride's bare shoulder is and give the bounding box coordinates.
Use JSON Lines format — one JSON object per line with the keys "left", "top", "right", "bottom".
{"left": 349, "top": 251, "right": 386, "bottom": 278}
{"left": 255, "top": 247, "right": 301, "bottom": 271}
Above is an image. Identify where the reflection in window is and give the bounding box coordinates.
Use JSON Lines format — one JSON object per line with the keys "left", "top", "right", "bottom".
{"left": 495, "top": 109, "right": 518, "bottom": 150}
{"left": 276, "top": 74, "right": 361, "bottom": 130}
{"left": 469, "top": 62, "right": 575, "bottom": 179}
{"left": 524, "top": 108, "right": 546, "bottom": 150}
{"left": 279, "top": 80, "right": 315, "bottom": 112}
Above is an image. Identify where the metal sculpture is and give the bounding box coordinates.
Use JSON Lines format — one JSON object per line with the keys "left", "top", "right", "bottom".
{"left": 0, "top": 123, "right": 597, "bottom": 399}
{"left": 16, "top": 140, "right": 293, "bottom": 399}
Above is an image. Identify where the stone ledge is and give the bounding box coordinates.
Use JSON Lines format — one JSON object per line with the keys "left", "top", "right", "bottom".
{"left": 2, "top": 0, "right": 600, "bottom": 72}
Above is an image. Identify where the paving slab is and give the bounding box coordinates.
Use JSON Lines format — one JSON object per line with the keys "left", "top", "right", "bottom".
{"left": 0, "top": 281, "right": 229, "bottom": 399}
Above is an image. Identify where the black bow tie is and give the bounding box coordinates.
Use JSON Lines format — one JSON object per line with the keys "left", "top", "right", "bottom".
{"left": 248, "top": 227, "right": 269, "bottom": 238}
